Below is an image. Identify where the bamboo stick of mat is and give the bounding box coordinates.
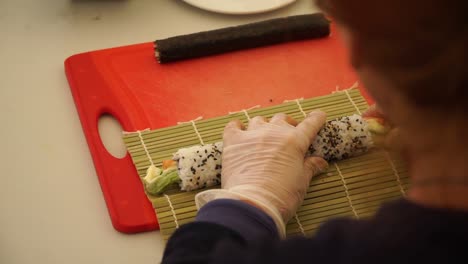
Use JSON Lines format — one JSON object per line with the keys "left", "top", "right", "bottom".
{"left": 123, "top": 89, "right": 408, "bottom": 241}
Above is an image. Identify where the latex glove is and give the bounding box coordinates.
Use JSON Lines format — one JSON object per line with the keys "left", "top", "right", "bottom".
{"left": 195, "top": 111, "right": 329, "bottom": 238}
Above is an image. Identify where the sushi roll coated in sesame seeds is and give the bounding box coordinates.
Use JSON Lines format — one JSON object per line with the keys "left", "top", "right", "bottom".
{"left": 308, "top": 115, "right": 373, "bottom": 160}
{"left": 143, "top": 114, "right": 386, "bottom": 195}
{"left": 173, "top": 142, "right": 223, "bottom": 191}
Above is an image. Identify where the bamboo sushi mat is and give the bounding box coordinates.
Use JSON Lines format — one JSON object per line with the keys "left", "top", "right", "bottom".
{"left": 123, "top": 89, "right": 409, "bottom": 241}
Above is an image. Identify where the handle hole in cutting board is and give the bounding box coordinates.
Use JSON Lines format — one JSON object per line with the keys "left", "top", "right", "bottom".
{"left": 98, "top": 114, "right": 127, "bottom": 159}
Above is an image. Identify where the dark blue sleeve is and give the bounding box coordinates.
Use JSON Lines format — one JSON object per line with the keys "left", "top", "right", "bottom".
{"left": 162, "top": 198, "right": 468, "bottom": 264}
{"left": 162, "top": 199, "right": 323, "bottom": 264}
{"left": 162, "top": 199, "right": 363, "bottom": 264}
{"left": 195, "top": 199, "right": 279, "bottom": 242}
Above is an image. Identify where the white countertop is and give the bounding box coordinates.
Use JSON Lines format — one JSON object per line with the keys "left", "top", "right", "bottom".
{"left": 0, "top": 1, "right": 319, "bottom": 263}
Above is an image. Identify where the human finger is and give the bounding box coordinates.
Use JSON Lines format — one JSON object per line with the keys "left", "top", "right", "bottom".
{"left": 269, "top": 113, "right": 298, "bottom": 126}
{"left": 362, "top": 104, "right": 386, "bottom": 119}
{"left": 296, "top": 110, "right": 327, "bottom": 142}
{"left": 224, "top": 120, "right": 245, "bottom": 138}
{"left": 248, "top": 116, "right": 268, "bottom": 130}
{"left": 384, "top": 128, "right": 404, "bottom": 151}
{"left": 303, "top": 156, "right": 329, "bottom": 182}
{"left": 371, "top": 127, "right": 404, "bottom": 152}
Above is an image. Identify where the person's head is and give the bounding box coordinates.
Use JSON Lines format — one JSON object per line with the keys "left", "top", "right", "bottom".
{"left": 316, "top": 0, "right": 468, "bottom": 152}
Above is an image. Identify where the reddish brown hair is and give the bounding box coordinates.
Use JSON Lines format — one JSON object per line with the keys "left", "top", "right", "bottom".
{"left": 317, "top": 0, "right": 468, "bottom": 112}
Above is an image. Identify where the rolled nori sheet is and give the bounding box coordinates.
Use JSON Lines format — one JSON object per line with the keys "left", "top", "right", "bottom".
{"left": 154, "top": 13, "right": 330, "bottom": 63}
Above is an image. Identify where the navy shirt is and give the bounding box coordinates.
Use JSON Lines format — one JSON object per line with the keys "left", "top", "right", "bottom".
{"left": 163, "top": 199, "right": 468, "bottom": 263}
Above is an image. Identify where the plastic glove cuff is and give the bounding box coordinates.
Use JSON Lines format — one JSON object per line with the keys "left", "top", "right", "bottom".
{"left": 195, "top": 189, "right": 286, "bottom": 239}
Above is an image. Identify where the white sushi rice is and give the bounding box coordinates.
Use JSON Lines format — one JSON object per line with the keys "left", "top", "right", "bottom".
{"left": 173, "top": 142, "right": 223, "bottom": 191}
{"left": 308, "top": 114, "right": 373, "bottom": 160}
{"left": 173, "top": 114, "right": 373, "bottom": 191}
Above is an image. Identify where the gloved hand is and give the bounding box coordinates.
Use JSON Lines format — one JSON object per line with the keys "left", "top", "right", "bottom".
{"left": 363, "top": 104, "right": 403, "bottom": 151}
{"left": 195, "top": 111, "right": 329, "bottom": 238}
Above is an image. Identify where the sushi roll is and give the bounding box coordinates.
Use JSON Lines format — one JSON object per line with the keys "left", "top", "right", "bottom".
{"left": 143, "top": 114, "right": 386, "bottom": 195}
{"left": 174, "top": 142, "right": 223, "bottom": 191}
{"left": 154, "top": 14, "right": 330, "bottom": 63}
{"left": 308, "top": 115, "right": 373, "bottom": 160}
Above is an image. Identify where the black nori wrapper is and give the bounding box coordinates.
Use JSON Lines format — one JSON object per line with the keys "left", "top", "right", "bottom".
{"left": 154, "top": 13, "right": 330, "bottom": 63}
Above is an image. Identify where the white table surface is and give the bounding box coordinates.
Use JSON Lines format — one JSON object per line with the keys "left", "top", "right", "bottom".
{"left": 0, "top": 1, "right": 320, "bottom": 263}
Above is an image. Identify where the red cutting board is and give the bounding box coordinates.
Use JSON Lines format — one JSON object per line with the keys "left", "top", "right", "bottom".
{"left": 64, "top": 23, "right": 369, "bottom": 234}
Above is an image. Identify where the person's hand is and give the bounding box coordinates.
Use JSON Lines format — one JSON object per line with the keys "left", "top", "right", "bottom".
{"left": 195, "top": 111, "right": 329, "bottom": 237}
{"left": 363, "top": 104, "right": 403, "bottom": 151}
